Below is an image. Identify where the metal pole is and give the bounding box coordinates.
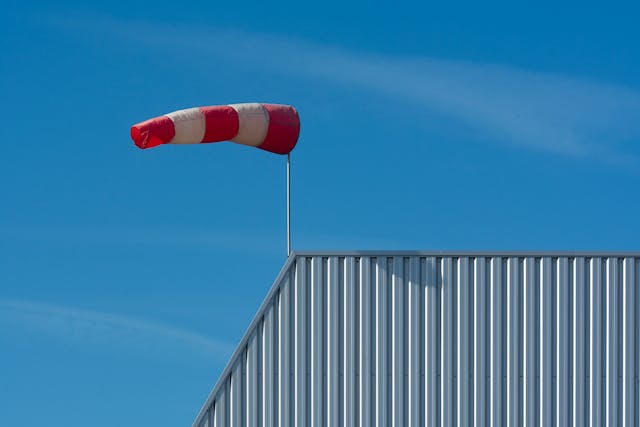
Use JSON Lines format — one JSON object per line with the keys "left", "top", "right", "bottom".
{"left": 287, "top": 153, "right": 291, "bottom": 256}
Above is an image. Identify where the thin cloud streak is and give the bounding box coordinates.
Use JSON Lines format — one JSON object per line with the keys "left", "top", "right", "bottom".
{"left": 53, "top": 15, "right": 640, "bottom": 161}
{"left": 0, "top": 297, "right": 234, "bottom": 361}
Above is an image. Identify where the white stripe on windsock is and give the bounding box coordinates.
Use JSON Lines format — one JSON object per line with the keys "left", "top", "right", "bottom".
{"left": 229, "top": 103, "right": 269, "bottom": 147}
{"left": 166, "top": 108, "right": 206, "bottom": 144}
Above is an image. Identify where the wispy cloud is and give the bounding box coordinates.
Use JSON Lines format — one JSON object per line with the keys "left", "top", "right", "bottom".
{"left": 52, "top": 15, "right": 640, "bottom": 161}
{"left": 0, "top": 297, "right": 234, "bottom": 361}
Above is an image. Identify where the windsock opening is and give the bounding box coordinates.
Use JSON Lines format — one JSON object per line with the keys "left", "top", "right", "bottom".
{"left": 260, "top": 104, "right": 300, "bottom": 154}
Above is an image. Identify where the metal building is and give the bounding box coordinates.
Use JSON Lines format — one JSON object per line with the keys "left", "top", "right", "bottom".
{"left": 192, "top": 251, "right": 640, "bottom": 426}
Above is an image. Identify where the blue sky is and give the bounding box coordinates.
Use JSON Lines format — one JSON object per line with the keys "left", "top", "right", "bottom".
{"left": 1, "top": 1, "right": 639, "bottom": 426}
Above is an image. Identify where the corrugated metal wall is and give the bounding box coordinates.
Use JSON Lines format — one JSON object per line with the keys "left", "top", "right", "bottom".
{"left": 193, "top": 252, "right": 640, "bottom": 427}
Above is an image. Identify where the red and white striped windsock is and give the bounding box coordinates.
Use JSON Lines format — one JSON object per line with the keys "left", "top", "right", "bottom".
{"left": 131, "top": 103, "right": 300, "bottom": 154}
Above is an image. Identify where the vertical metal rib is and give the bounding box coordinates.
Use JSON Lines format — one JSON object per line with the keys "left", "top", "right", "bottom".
{"left": 327, "top": 257, "right": 340, "bottom": 426}
{"left": 263, "top": 304, "right": 274, "bottom": 427}
{"left": 231, "top": 360, "right": 242, "bottom": 427}
{"left": 507, "top": 257, "right": 522, "bottom": 426}
{"left": 344, "top": 257, "right": 357, "bottom": 426}
{"left": 540, "top": 257, "right": 553, "bottom": 426}
{"left": 408, "top": 257, "right": 421, "bottom": 427}
{"left": 311, "top": 257, "right": 324, "bottom": 427}
{"left": 442, "top": 257, "right": 455, "bottom": 427}
{"left": 523, "top": 257, "right": 539, "bottom": 427}
{"left": 474, "top": 257, "right": 488, "bottom": 427}
{"left": 375, "top": 257, "right": 389, "bottom": 427}
{"left": 392, "top": 257, "right": 406, "bottom": 427}
{"left": 573, "top": 257, "right": 587, "bottom": 426}
{"left": 294, "top": 259, "right": 308, "bottom": 427}
{"left": 590, "top": 257, "right": 605, "bottom": 426}
{"left": 557, "top": 257, "right": 569, "bottom": 426}
{"left": 359, "top": 257, "right": 372, "bottom": 427}
{"left": 425, "top": 256, "right": 440, "bottom": 427}
{"left": 246, "top": 332, "right": 259, "bottom": 427}
{"left": 215, "top": 389, "right": 226, "bottom": 427}
{"left": 622, "top": 258, "right": 635, "bottom": 426}
{"left": 279, "top": 274, "right": 291, "bottom": 427}
{"left": 491, "top": 257, "right": 505, "bottom": 426}
{"left": 607, "top": 258, "right": 621, "bottom": 426}
{"left": 458, "top": 257, "right": 471, "bottom": 426}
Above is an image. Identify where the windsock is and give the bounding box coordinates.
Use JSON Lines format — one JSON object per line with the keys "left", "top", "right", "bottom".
{"left": 131, "top": 103, "right": 300, "bottom": 154}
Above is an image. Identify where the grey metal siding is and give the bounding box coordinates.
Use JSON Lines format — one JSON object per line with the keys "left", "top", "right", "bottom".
{"left": 193, "top": 253, "right": 640, "bottom": 427}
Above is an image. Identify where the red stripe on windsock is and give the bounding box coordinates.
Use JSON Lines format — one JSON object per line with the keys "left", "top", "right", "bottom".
{"left": 200, "top": 106, "right": 240, "bottom": 143}
{"left": 259, "top": 104, "right": 300, "bottom": 154}
{"left": 131, "top": 116, "right": 175, "bottom": 149}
